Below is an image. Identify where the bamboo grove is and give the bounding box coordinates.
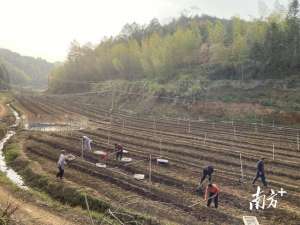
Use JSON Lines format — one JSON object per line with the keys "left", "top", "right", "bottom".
{"left": 49, "top": 0, "right": 300, "bottom": 93}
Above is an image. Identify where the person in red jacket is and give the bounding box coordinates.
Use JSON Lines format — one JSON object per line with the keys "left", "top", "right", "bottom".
{"left": 204, "top": 183, "right": 220, "bottom": 208}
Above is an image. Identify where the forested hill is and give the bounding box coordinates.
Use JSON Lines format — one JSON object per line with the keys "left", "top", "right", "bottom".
{"left": 0, "top": 48, "right": 54, "bottom": 90}
{"left": 49, "top": 0, "right": 300, "bottom": 93}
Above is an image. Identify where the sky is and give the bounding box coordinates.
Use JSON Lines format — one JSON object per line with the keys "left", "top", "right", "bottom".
{"left": 0, "top": 0, "right": 290, "bottom": 62}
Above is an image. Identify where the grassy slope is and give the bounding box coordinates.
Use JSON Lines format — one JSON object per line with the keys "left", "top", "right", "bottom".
{"left": 89, "top": 76, "right": 300, "bottom": 126}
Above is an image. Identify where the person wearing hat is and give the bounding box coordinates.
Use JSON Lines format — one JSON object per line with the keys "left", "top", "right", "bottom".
{"left": 252, "top": 157, "right": 267, "bottom": 186}
{"left": 56, "top": 150, "right": 67, "bottom": 179}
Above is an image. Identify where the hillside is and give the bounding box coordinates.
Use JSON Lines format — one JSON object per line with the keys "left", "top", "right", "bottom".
{"left": 0, "top": 48, "right": 54, "bottom": 90}
{"left": 47, "top": 0, "right": 300, "bottom": 125}
{"left": 49, "top": 1, "right": 300, "bottom": 93}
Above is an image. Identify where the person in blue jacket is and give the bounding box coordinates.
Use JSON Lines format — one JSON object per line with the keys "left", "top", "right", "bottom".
{"left": 252, "top": 157, "right": 267, "bottom": 186}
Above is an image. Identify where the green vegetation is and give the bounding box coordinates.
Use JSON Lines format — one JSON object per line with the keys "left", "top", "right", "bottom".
{"left": 0, "top": 48, "right": 53, "bottom": 90}
{"left": 4, "top": 143, "right": 20, "bottom": 164}
{"left": 50, "top": 1, "right": 300, "bottom": 93}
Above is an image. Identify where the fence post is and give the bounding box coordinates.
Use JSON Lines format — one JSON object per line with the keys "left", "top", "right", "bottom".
{"left": 84, "top": 193, "right": 95, "bottom": 225}
{"left": 234, "top": 126, "right": 237, "bottom": 139}
{"left": 159, "top": 138, "right": 162, "bottom": 155}
{"left": 149, "top": 154, "right": 152, "bottom": 184}
{"left": 297, "top": 133, "right": 299, "bottom": 151}
{"left": 240, "top": 152, "right": 244, "bottom": 182}
{"left": 81, "top": 138, "right": 84, "bottom": 159}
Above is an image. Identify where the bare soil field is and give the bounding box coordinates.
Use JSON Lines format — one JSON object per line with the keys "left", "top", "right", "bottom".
{"left": 10, "top": 93, "right": 300, "bottom": 225}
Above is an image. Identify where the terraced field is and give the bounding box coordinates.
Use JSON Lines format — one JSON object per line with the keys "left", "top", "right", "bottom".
{"left": 13, "top": 94, "right": 300, "bottom": 225}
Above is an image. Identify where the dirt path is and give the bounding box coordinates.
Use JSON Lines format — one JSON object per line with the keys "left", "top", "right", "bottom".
{"left": 0, "top": 103, "right": 7, "bottom": 118}
{"left": 0, "top": 186, "right": 78, "bottom": 225}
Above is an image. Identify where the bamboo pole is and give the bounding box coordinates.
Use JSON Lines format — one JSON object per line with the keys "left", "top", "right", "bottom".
{"left": 84, "top": 194, "right": 95, "bottom": 225}
{"left": 234, "top": 126, "right": 236, "bottom": 139}
{"left": 240, "top": 152, "right": 244, "bottom": 182}
{"left": 149, "top": 154, "right": 152, "bottom": 184}
{"left": 81, "top": 138, "right": 84, "bottom": 159}
{"left": 159, "top": 139, "right": 162, "bottom": 156}
{"left": 297, "top": 133, "right": 299, "bottom": 151}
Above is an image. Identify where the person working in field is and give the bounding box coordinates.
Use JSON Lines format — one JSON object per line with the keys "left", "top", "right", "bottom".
{"left": 115, "top": 143, "right": 123, "bottom": 160}
{"left": 56, "top": 150, "right": 67, "bottom": 180}
{"left": 83, "top": 136, "right": 93, "bottom": 152}
{"left": 200, "top": 165, "right": 214, "bottom": 186}
{"left": 196, "top": 165, "right": 214, "bottom": 195}
{"left": 252, "top": 157, "right": 267, "bottom": 187}
{"left": 204, "top": 183, "right": 220, "bottom": 208}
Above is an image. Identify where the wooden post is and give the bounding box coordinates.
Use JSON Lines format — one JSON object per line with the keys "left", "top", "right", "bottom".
{"left": 159, "top": 139, "right": 162, "bottom": 155}
{"left": 240, "top": 152, "right": 244, "bottom": 182}
{"left": 81, "top": 138, "right": 84, "bottom": 159}
{"left": 149, "top": 154, "right": 152, "bottom": 184}
{"left": 204, "top": 133, "right": 207, "bottom": 145}
{"left": 273, "top": 143, "right": 275, "bottom": 160}
{"left": 297, "top": 133, "right": 299, "bottom": 151}
{"left": 108, "top": 128, "right": 110, "bottom": 145}
{"left": 84, "top": 193, "right": 95, "bottom": 225}
{"left": 153, "top": 117, "right": 156, "bottom": 135}
{"left": 111, "top": 86, "right": 115, "bottom": 112}
{"left": 234, "top": 126, "right": 236, "bottom": 139}
{"left": 108, "top": 115, "right": 112, "bottom": 145}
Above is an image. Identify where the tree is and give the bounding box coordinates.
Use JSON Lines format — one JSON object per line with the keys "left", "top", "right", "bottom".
{"left": 286, "top": 0, "right": 300, "bottom": 68}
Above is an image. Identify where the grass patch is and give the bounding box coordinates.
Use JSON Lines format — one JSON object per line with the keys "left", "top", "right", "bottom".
{"left": 4, "top": 143, "right": 20, "bottom": 164}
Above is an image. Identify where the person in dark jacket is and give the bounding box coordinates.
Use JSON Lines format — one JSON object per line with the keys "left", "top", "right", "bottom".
{"left": 56, "top": 150, "right": 67, "bottom": 180}
{"left": 200, "top": 165, "right": 214, "bottom": 185}
{"left": 115, "top": 144, "right": 123, "bottom": 160}
{"left": 252, "top": 157, "right": 267, "bottom": 186}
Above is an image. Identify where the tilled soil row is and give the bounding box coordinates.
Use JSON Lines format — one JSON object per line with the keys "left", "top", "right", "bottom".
{"left": 32, "top": 135, "right": 298, "bottom": 225}
{"left": 20, "top": 95, "right": 299, "bottom": 143}
{"left": 25, "top": 138, "right": 243, "bottom": 225}
{"left": 30, "top": 132, "right": 300, "bottom": 208}
{"left": 83, "top": 127, "right": 300, "bottom": 183}
{"left": 21, "top": 95, "right": 300, "bottom": 166}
